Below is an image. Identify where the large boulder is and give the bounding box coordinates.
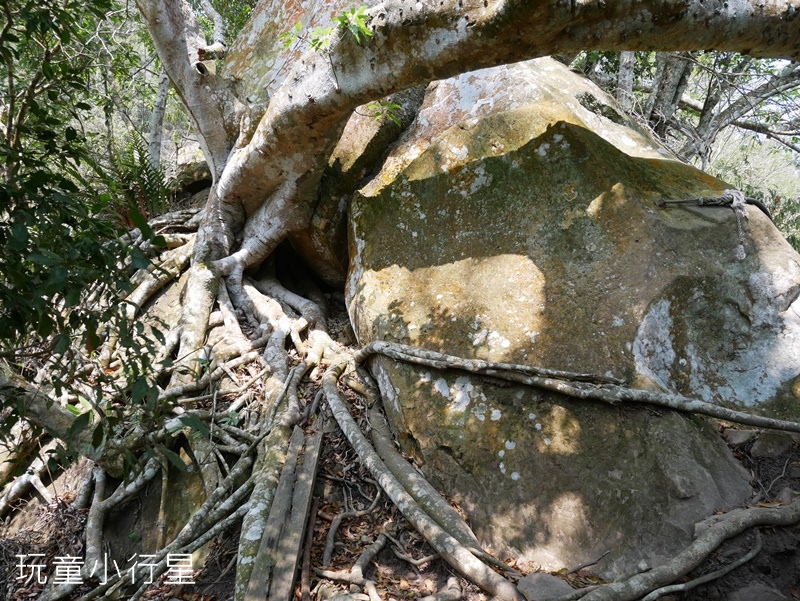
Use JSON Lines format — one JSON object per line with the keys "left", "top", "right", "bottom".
{"left": 346, "top": 58, "right": 800, "bottom": 577}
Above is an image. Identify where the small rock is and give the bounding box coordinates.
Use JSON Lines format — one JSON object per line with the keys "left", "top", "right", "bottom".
{"left": 724, "top": 428, "right": 758, "bottom": 447}
{"left": 777, "top": 486, "right": 794, "bottom": 505}
{"left": 517, "top": 573, "right": 575, "bottom": 601}
{"left": 728, "top": 583, "right": 788, "bottom": 601}
{"left": 751, "top": 431, "right": 794, "bottom": 458}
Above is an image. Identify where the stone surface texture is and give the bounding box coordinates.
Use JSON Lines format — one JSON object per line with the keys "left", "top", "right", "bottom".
{"left": 517, "top": 572, "right": 575, "bottom": 601}
{"left": 728, "top": 583, "right": 789, "bottom": 601}
{"left": 344, "top": 58, "right": 800, "bottom": 577}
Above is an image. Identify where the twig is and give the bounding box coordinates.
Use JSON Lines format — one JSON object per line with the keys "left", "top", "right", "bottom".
{"left": 565, "top": 550, "right": 610, "bottom": 575}
{"left": 322, "top": 489, "right": 382, "bottom": 566}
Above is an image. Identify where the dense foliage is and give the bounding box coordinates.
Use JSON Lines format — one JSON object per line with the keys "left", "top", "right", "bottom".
{"left": 0, "top": 0, "right": 183, "bottom": 356}
{"left": 0, "top": 0, "right": 127, "bottom": 350}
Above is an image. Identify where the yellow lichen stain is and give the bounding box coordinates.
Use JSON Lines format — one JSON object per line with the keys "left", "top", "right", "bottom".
{"left": 561, "top": 205, "right": 585, "bottom": 230}
{"left": 586, "top": 193, "right": 604, "bottom": 219}
{"left": 538, "top": 405, "right": 579, "bottom": 455}
{"left": 792, "top": 376, "right": 800, "bottom": 399}
{"left": 642, "top": 157, "right": 727, "bottom": 193}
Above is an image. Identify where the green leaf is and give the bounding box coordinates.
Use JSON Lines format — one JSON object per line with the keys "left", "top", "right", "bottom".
{"left": 335, "top": 6, "right": 373, "bottom": 45}
{"left": 8, "top": 222, "right": 29, "bottom": 251}
{"left": 309, "top": 27, "right": 335, "bottom": 51}
{"left": 158, "top": 445, "right": 188, "bottom": 472}
{"left": 279, "top": 22, "right": 303, "bottom": 50}
{"left": 67, "top": 411, "right": 92, "bottom": 439}
{"left": 27, "top": 251, "right": 61, "bottom": 266}
{"left": 128, "top": 207, "right": 155, "bottom": 240}
{"left": 130, "top": 376, "right": 150, "bottom": 404}
{"left": 91, "top": 423, "right": 105, "bottom": 448}
{"left": 64, "top": 286, "right": 81, "bottom": 308}
{"left": 53, "top": 333, "right": 70, "bottom": 354}
{"left": 178, "top": 413, "right": 211, "bottom": 437}
{"left": 130, "top": 246, "right": 150, "bottom": 270}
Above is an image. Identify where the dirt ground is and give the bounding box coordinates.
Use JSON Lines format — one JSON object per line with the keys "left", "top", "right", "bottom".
{"left": 678, "top": 437, "right": 800, "bottom": 601}
{"left": 2, "top": 382, "right": 799, "bottom": 601}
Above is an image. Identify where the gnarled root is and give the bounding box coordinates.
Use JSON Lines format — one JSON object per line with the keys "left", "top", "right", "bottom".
{"left": 323, "top": 361, "right": 523, "bottom": 601}
{"left": 573, "top": 502, "right": 800, "bottom": 601}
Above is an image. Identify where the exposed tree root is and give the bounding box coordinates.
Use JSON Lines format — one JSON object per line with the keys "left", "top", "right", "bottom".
{"left": 159, "top": 350, "right": 261, "bottom": 403}
{"left": 640, "top": 531, "right": 762, "bottom": 601}
{"left": 420, "top": 577, "right": 462, "bottom": 601}
{"left": 355, "top": 341, "right": 800, "bottom": 433}
{"left": 389, "top": 540, "right": 439, "bottom": 569}
{"left": 8, "top": 194, "right": 800, "bottom": 601}
{"left": 345, "top": 375, "right": 523, "bottom": 577}
{"left": 98, "top": 239, "right": 195, "bottom": 370}
{"left": 322, "top": 487, "right": 382, "bottom": 567}
{"left": 315, "top": 533, "right": 388, "bottom": 601}
{"left": 323, "top": 361, "right": 524, "bottom": 601}
{"left": 574, "top": 502, "right": 800, "bottom": 601}
{"left": 168, "top": 263, "right": 219, "bottom": 388}
{"left": 0, "top": 451, "right": 56, "bottom": 520}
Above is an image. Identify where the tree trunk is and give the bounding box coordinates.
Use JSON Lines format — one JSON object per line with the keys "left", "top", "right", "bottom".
{"left": 644, "top": 52, "right": 693, "bottom": 138}
{"left": 147, "top": 67, "right": 171, "bottom": 169}
{"left": 617, "top": 50, "right": 636, "bottom": 111}
{"left": 9, "top": 2, "right": 800, "bottom": 600}
{"left": 681, "top": 60, "right": 800, "bottom": 164}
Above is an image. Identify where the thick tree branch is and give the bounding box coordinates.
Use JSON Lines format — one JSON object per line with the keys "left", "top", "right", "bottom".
{"left": 135, "top": 0, "right": 242, "bottom": 176}
{"left": 198, "top": 0, "right": 227, "bottom": 59}
{"left": 215, "top": 0, "right": 800, "bottom": 216}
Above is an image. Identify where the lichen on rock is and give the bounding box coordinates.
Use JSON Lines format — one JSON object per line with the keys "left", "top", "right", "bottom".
{"left": 345, "top": 57, "right": 800, "bottom": 577}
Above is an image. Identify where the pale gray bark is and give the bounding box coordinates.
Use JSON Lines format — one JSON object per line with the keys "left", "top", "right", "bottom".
{"left": 644, "top": 52, "right": 694, "bottom": 137}
{"left": 199, "top": 0, "right": 227, "bottom": 58}
{"left": 681, "top": 61, "right": 800, "bottom": 161}
{"left": 135, "top": 0, "right": 242, "bottom": 177}
{"left": 147, "top": 67, "right": 171, "bottom": 168}
{"left": 617, "top": 51, "right": 636, "bottom": 110}
{"left": 178, "top": 0, "right": 800, "bottom": 274}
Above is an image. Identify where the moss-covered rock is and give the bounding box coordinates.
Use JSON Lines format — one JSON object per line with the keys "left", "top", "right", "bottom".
{"left": 345, "top": 58, "right": 800, "bottom": 576}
